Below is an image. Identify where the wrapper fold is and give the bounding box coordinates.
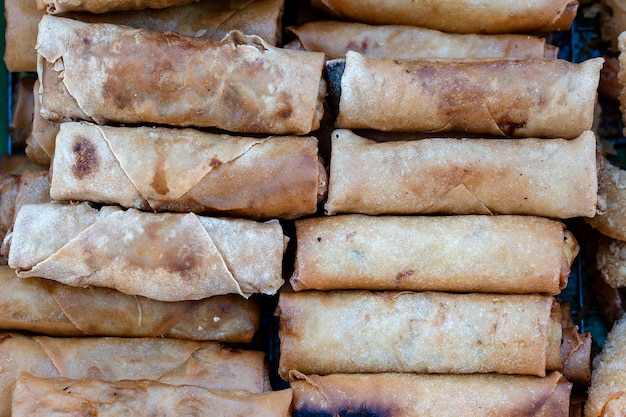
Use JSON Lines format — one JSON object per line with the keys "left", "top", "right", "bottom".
{"left": 325, "top": 129, "right": 598, "bottom": 218}
{"left": 37, "top": 16, "right": 326, "bottom": 135}
{"left": 50, "top": 121, "right": 326, "bottom": 220}
{"left": 6, "top": 202, "right": 285, "bottom": 301}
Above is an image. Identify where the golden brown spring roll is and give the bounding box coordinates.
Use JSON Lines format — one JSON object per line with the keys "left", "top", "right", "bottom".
{"left": 285, "top": 21, "right": 557, "bottom": 60}
{"left": 12, "top": 373, "right": 292, "bottom": 417}
{"left": 0, "top": 174, "right": 20, "bottom": 265}
{"left": 38, "top": 0, "right": 197, "bottom": 14}
{"left": 0, "top": 333, "right": 268, "bottom": 417}
{"left": 584, "top": 314, "right": 626, "bottom": 416}
{"left": 278, "top": 291, "right": 562, "bottom": 379}
{"left": 333, "top": 52, "right": 602, "bottom": 138}
{"left": 6, "top": 202, "right": 285, "bottom": 301}
{"left": 290, "top": 372, "right": 572, "bottom": 417}
{"left": 311, "top": 0, "right": 578, "bottom": 34}
{"left": 586, "top": 158, "right": 626, "bottom": 240}
{"left": 37, "top": 16, "right": 326, "bottom": 135}
{"left": 292, "top": 214, "right": 577, "bottom": 294}
{"left": 325, "top": 129, "right": 598, "bottom": 218}
{"left": 49, "top": 121, "right": 326, "bottom": 220}
{"left": 0, "top": 265, "right": 260, "bottom": 341}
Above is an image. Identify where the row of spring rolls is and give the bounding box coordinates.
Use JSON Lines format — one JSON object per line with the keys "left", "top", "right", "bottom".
{"left": 32, "top": 15, "right": 602, "bottom": 138}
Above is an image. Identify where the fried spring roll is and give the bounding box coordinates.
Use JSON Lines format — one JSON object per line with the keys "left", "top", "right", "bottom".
{"left": 333, "top": 52, "right": 602, "bottom": 138}
{"left": 6, "top": 202, "right": 285, "bottom": 301}
{"left": 5, "top": 0, "right": 283, "bottom": 73}
{"left": 0, "top": 266, "right": 260, "bottom": 341}
{"left": 586, "top": 158, "right": 626, "bottom": 240}
{"left": 50, "top": 122, "right": 327, "bottom": 220}
{"left": 37, "top": 16, "right": 326, "bottom": 135}
{"left": 325, "top": 129, "right": 598, "bottom": 218}
{"left": 38, "top": 0, "right": 197, "bottom": 14}
{"left": 278, "top": 291, "right": 562, "bottom": 378}
{"left": 290, "top": 372, "right": 572, "bottom": 417}
{"left": 9, "top": 75, "right": 36, "bottom": 152}
{"left": 310, "top": 0, "right": 578, "bottom": 34}
{"left": 291, "top": 214, "right": 577, "bottom": 294}
{"left": 285, "top": 21, "right": 557, "bottom": 60}
{"left": 29, "top": 80, "right": 59, "bottom": 167}
{"left": 596, "top": 235, "right": 626, "bottom": 288}
{"left": 12, "top": 373, "right": 292, "bottom": 417}
{"left": 584, "top": 315, "right": 626, "bottom": 416}
{"left": 0, "top": 333, "right": 268, "bottom": 417}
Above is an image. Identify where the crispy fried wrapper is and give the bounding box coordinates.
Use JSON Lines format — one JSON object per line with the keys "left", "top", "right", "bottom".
{"left": 311, "top": 0, "right": 577, "bottom": 34}
{"left": 289, "top": 372, "right": 572, "bottom": 417}
{"left": 37, "top": 16, "right": 326, "bottom": 135}
{"left": 0, "top": 265, "right": 260, "bottom": 341}
{"left": 586, "top": 157, "right": 626, "bottom": 240}
{"left": 9, "top": 75, "right": 36, "bottom": 152}
{"left": 12, "top": 373, "right": 291, "bottom": 417}
{"left": 291, "top": 214, "right": 577, "bottom": 294}
{"left": 5, "top": 0, "right": 284, "bottom": 73}
{"left": 278, "top": 291, "right": 562, "bottom": 379}
{"left": 50, "top": 122, "right": 327, "bottom": 220}
{"left": 28, "top": 80, "right": 59, "bottom": 167}
{"left": 333, "top": 53, "right": 602, "bottom": 138}
{"left": 285, "top": 20, "right": 558, "bottom": 60}
{"left": 0, "top": 333, "right": 269, "bottom": 417}
{"left": 585, "top": 314, "right": 626, "bottom": 416}
{"left": 596, "top": 234, "right": 626, "bottom": 288}
{"left": 7, "top": 202, "right": 286, "bottom": 301}
{"left": 38, "top": 0, "right": 197, "bottom": 14}
{"left": 325, "top": 129, "right": 598, "bottom": 218}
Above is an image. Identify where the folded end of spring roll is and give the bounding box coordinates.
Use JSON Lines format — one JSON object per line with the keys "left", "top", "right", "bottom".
{"left": 289, "top": 372, "right": 572, "bottom": 417}
{"left": 586, "top": 157, "right": 626, "bottom": 241}
{"left": 11, "top": 373, "right": 293, "bottom": 417}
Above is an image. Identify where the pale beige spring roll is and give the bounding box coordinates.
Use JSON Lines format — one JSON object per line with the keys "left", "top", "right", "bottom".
{"left": 6, "top": 202, "right": 285, "bottom": 301}
{"left": 324, "top": 129, "right": 598, "bottom": 218}
{"left": 285, "top": 21, "right": 558, "bottom": 60}
{"left": 584, "top": 314, "right": 626, "bottom": 416}
{"left": 291, "top": 214, "right": 578, "bottom": 294}
{"left": 50, "top": 121, "right": 327, "bottom": 220}
{"left": 0, "top": 265, "right": 260, "bottom": 341}
{"left": 28, "top": 80, "right": 59, "bottom": 167}
{"left": 0, "top": 333, "right": 268, "bottom": 417}
{"left": 311, "top": 0, "right": 578, "bottom": 34}
{"left": 37, "top": 16, "right": 326, "bottom": 135}
{"left": 278, "top": 291, "right": 562, "bottom": 379}
{"left": 12, "top": 373, "right": 292, "bottom": 417}
{"left": 333, "top": 52, "right": 602, "bottom": 138}
{"left": 290, "top": 372, "right": 572, "bottom": 417}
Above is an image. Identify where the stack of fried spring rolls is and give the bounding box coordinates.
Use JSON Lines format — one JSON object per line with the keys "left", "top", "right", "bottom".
{"left": 276, "top": 4, "right": 601, "bottom": 416}
{"left": 0, "top": 3, "right": 340, "bottom": 414}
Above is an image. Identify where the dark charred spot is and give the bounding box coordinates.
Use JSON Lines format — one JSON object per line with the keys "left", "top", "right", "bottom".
{"left": 277, "top": 92, "right": 294, "bottom": 119}
{"left": 499, "top": 120, "right": 527, "bottom": 136}
{"left": 346, "top": 39, "right": 370, "bottom": 54}
{"left": 72, "top": 136, "right": 98, "bottom": 179}
{"left": 210, "top": 158, "right": 222, "bottom": 167}
{"left": 150, "top": 150, "right": 170, "bottom": 196}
